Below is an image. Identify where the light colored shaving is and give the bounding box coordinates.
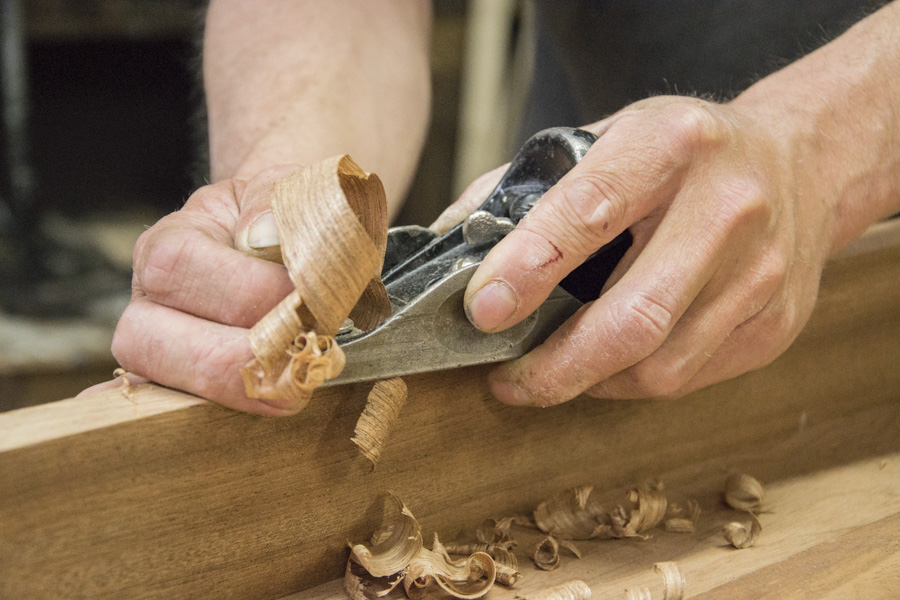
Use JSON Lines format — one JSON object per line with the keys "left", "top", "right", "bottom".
{"left": 241, "top": 156, "right": 391, "bottom": 409}
{"left": 723, "top": 513, "right": 762, "bottom": 549}
{"left": 724, "top": 473, "right": 766, "bottom": 513}
{"left": 534, "top": 486, "right": 610, "bottom": 540}
{"left": 352, "top": 378, "right": 408, "bottom": 467}
{"left": 654, "top": 562, "right": 685, "bottom": 600}
{"left": 557, "top": 539, "right": 582, "bottom": 559}
{"left": 112, "top": 368, "right": 135, "bottom": 403}
{"left": 533, "top": 536, "right": 560, "bottom": 571}
{"left": 624, "top": 587, "right": 652, "bottom": 600}
{"left": 621, "top": 488, "right": 668, "bottom": 538}
{"left": 518, "top": 580, "right": 591, "bottom": 600}
{"left": 664, "top": 499, "right": 700, "bottom": 533}
{"left": 345, "top": 495, "right": 496, "bottom": 600}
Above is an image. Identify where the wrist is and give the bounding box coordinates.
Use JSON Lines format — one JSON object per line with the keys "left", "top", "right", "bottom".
{"left": 731, "top": 5, "right": 900, "bottom": 255}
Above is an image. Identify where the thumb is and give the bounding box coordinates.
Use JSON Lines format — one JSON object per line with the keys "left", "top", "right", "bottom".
{"left": 429, "top": 163, "right": 508, "bottom": 234}
{"left": 234, "top": 164, "right": 301, "bottom": 262}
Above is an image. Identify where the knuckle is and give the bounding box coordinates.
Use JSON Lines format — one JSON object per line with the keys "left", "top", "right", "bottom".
{"left": 186, "top": 336, "right": 247, "bottom": 401}
{"left": 665, "top": 100, "right": 728, "bottom": 154}
{"left": 712, "top": 177, "right": 771, "bottom": 233}
{"left": 542, "top": 171, "right": 631, "bottom": 254}
{"left": 629, "top": 357, "right": 688, "bottom": 398}
{"left": 617, "top": 289, "right": 677, "bottom": 348}
{"left": 138, "top": 231, "right": 192, "bottom": 298}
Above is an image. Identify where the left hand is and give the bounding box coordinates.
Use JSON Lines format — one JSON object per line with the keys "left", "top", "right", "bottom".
{"left": 435, "top": 96, "right": 835, "bottom": 406}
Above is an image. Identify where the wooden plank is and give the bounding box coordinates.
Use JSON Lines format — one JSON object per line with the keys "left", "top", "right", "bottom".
{"left": 291, "top": 451, "right": 900, "bottom": 600}
{"left": 1, "top": 222, "right": 899, "bottom": 598}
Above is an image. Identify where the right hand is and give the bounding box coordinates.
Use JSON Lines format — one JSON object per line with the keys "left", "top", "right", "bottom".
{"left": 97, "top": 165, "right": 307, "bottom": 415}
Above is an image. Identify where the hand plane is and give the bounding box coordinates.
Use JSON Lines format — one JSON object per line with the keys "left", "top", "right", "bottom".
{"left": 326, "top": 127, "right": 632, "bottom": 386}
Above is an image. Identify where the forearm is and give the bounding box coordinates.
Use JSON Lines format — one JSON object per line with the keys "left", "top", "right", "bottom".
{"left": 204, "top": 0, "right": 431, "bottom": 216}
{"left": 733, "top": 0, "right": 900, "bottom": 254}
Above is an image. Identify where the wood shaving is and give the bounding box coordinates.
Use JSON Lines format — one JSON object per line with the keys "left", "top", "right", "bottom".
{"left": 620, "top": 487, "right": 668, "bottom": 538}
{"left": 533, "top": 536, "right": 560, "bottom": 571}
{"left": 664, "top": 499, "right": 700, "bottom": 533}
{"left": 444, "top": 542, "right": 519, "bottom": 587}
{"left": 533, "top": 484, "right": 669, "bottom": 541}
{"left": 722, "top": 513, "right": 762, "bottom": 549}
{"left": 624, "top": 587, "right": 652, "bottom": 600}
{"left": 475, "top": 517, "right": 515, "bottom": 545}
{"left": 345, "top": 495, "right": 496, "bottom": 600}
{"left": 653, "top": 562, "right": 685, "bottom": 600}
{"left": 533, "top": 486, "right": 610, "bottom": 540}
{"left": 557, "top": 539, "right": 582, "bottom": 559}
{"left": 112, "top": 368, "right": 135, "bottom": 403}
{"left": 517, "top": 580, "right": 591, "bottom": 600}
{"left": 352, "top": 378, "right": 408, "bottom": 467}
{"left": 241, "top": 156, "right": 391, "bottom": 409}
{"left": 724, "top": 473, "right": 766, "bottom": 513}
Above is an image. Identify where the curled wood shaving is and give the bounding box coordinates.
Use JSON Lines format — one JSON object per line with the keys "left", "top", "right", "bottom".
{"left": 557, "top": 538, "right": 582, "bottom": 559}
{"left": 346, "top": 495, "right": 497, "bottom": 600}
{"left": 724, "top": 473, "right": 766, "bottom": 512}
{"left": 242, "top": 156, "right": 391, "bottom": 408}
{"left": 444, "top": 542, "right": 519, "bottom": 587}
{"left": 621, "top": 488, "right": 668, "bottom": 538}
{"left": 352, "top": 378, "right": 408, "bottom": 467}
{"left": 112, "top": 368, "right": 136, "bottom": 403}
{"left": 349, "top": 494, "right": 423, "bottom": 577}
{"left": 475, "top": 517, "right": 515, "bottom": 545}
{"left": 723, "top": 513, "right": 762, "bottom": 549}
{"left": 533, "top": 536, "right": 560, "bottom": 571}
{"left": 518, "top": 580, "right": 591, "bottom": 600}
{"left": 664, "top": 499, "right": 701, "bottom": 534}
{"left": 653, "top": 562, "right": 685, "bottom": 600}
{"left": 533, "top": 486, "right": 610, "bottom": 539}
{"left": 405, "top": 535, "right": 495, "bottom": 600}
{"left": 624, "top": 588, "right": 652, "bottom": 600}
{"left": 490, "top": 547, "right": 521, "bottom": 587}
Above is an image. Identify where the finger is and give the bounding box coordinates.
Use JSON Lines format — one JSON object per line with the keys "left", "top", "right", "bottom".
{"left": 587, "top": 258, "right": 782, "bottom": 399}
{"left": 486, "top": 178, "right": 743, "bottom": 406}
{"left": 77, "top": 374, "right": 149, "bottom": 397}
{"left": 429, "top": 163, "right": 508, "bottom": 234}
{"left": 233, "top": 164, "right": 300, "bottom": 261}
{"left": 464, "top": 105, "right": 717, "bottom": 332}
{"left": 134, "top": 219, "right": 294, "bottom": 328}
{"left": 111, "top": 297, "right": 299, "bottom": 416}
{"left": 676, "top": 272, "right": 817, "bottom": 395}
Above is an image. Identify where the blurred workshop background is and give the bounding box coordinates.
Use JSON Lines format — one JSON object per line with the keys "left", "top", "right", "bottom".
{"left": 0, "top": 0, "right": 536, "bottom": 411}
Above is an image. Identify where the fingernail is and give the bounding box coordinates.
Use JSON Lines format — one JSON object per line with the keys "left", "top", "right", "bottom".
{"left": 466, "top": 281, "right": 518, "bottom": 331}
{"left": 490, "top": 379, "right": 533, "bottom": 406}
{"left": 247, "top": 212, "right": 280, "bottom": 248}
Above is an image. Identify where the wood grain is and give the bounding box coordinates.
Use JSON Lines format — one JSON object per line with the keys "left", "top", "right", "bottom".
{"left": 1, "top": 223, "right": 899, "bottom": 598}
{"left": 290, "top": 452, "right": 900, "bottom": 600}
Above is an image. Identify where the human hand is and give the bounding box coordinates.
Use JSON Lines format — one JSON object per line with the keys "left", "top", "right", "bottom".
{"left": 83, "top": 165, "right": 306, "bottom": 415}
{"left": 440, "top": 96, "right": 835, "bottom": 406}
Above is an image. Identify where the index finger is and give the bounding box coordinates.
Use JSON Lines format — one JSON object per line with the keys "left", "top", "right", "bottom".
{"left": 462, "top": 104, "right": 718, "bottom": 333}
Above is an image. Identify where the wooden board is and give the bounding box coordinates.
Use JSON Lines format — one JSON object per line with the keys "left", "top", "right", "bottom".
{"left": 290, "top": 451, "right": 900, "bottom": 600}
{"left": 1, "top": 222, "right": 899, "bottom": 598}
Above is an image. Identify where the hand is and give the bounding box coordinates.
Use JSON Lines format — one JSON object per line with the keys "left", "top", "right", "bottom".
{"left": 83, "top": 165, "right": 305, "bottom": 415}
{"left": 440, "top": 96, "right": 835, "bottom": 406}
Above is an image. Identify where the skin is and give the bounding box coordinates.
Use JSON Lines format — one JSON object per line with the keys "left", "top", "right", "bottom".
{"left": 452, "top": 2, "right": 900, "bottom": 406}
{"left": 85, "top": 1, "right": 900, "bottom": 414}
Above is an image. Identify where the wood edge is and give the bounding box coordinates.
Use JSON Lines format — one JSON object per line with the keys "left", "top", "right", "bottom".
{"left": 833, "top": 217, "right": 900, "bottom": 260}
{"left": 2, "top": 219, "right": 897, "bottom": 453}
{"left": 0, "top": 383, "right": 207, "bottom": 452}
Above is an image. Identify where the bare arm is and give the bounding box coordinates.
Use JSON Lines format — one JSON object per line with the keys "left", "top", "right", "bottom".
{"left": 205, "top": 0, "right": 431, "bottom": 216}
